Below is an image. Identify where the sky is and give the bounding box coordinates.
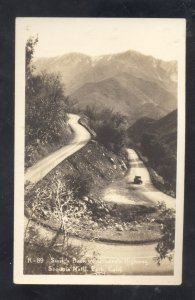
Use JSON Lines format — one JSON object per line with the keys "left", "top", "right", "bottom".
{"left": 17, "top": 18, "right": 186, "bottom": 61}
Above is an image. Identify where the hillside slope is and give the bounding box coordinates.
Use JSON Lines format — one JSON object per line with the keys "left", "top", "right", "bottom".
{"left": 128, "top": 110, "right": 177, "bottom": 193}
{"left": 72, "top": 73, "right": 176, "bottom": 120}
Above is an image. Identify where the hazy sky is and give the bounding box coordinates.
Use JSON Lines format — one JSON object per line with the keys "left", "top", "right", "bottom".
{"left": 18, "top": 18, "right": 185, "bottom": 61}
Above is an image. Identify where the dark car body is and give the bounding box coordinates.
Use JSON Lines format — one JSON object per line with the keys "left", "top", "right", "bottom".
{"left": 133, "top": 176, "right": 143, "bottom": 184}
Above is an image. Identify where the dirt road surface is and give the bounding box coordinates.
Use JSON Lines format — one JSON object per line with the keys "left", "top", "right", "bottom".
{"left": 103, "top": 149, "right": 175, "bottom": 210}
{"left": 25, "top": 114, "right": 91, "bottom": 184}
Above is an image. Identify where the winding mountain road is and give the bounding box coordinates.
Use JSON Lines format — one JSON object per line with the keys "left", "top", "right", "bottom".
{"left": 24, "top": 115, "right": 174, "bottom": 274}
{"left": 25, "top": 114, "right": 91, "bottom": 184}
{"left": 126, "top": 149, "right": 176, "bottom": 209}
{"left": 103, "top": 149, "right": 175, "bottom": 210}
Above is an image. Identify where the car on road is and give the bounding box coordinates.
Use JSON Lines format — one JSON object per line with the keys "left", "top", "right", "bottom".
{"left": 133, "top": 176, "right": 143, "bottom": 184}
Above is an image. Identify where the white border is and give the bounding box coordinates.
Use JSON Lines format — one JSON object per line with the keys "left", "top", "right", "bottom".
{"left": 14, "top": 18, "right": 186, "bottom": 285}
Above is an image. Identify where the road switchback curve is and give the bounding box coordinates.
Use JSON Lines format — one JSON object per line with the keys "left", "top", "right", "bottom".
{"left": 25, "top": 114, "right": 91, "bottom": 185}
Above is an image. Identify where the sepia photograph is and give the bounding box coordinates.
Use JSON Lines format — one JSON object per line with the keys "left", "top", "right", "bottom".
{"left": 14, "top": 18, "right": 186, "bottom": 284}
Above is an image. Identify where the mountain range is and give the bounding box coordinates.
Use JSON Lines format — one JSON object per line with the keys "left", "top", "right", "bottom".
{"left": 34, "top": 50, "right": 177, "bottom": 122}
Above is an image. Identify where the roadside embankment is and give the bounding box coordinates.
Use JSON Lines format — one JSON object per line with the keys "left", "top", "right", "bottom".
{"left": 136, "top": 149, "right": 176, "bottom": 198}
{"left": 25, "top": 141, "right": 162, "bottom": 244}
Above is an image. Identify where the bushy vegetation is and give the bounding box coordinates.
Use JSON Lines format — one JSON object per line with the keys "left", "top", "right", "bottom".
{"left": 65, "top": 174, "right": 92, "bottom": 199}
{"left": 154, "top": 202, "right": 175, "bottom": 265}
{"left": 24, "top": 170, "right": 97, "bottom": 274}
{"left": 127, "top": 111, "right": 177, "bottom": 195}
{"left": 25, "top": 167, "right": 118, "bottom": 233}
{"left": 141, "top": 132, "right": 176, "bottom": 193}
{"left": 25, "top": 36, "right": 73, "bottom": 168}
{"left": 84, "top": 106, "right": 130, "bottom": 153}
{"left": 25, "top": 170, "right": 90, "bottom": 240}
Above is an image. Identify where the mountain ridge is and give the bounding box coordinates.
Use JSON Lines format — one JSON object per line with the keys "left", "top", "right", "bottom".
{"left": 33, "top": 49, "right": 177, "bottom": 122}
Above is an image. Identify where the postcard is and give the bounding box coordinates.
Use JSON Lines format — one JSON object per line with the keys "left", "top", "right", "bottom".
{"left": 14, "top": 17, "right": 186, "bottom": 284}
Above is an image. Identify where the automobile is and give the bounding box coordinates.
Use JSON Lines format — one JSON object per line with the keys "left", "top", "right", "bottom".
{"left": 133, "top": 176, "right": 143, "bottom": 184}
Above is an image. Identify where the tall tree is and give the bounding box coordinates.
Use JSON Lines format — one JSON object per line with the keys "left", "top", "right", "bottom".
{"left": 25, "top": 35, "right": 38, "bottom": 83}
{"left": 25, "top": 36, "right": 71, "bottom": 167}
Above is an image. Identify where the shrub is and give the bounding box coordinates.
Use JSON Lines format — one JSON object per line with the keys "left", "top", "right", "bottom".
{"left": 154, "top": 202, "right": 175, "bottom": 265}
{"left": 65, "top": 174, "right": 92, "bottom": 199}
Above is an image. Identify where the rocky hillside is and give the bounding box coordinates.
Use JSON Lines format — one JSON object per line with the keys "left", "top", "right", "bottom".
{"left": 34, "top": 50, "right": 177, "bottom": 122}
{"left": 25, "top": 140, "right": 164, "bottom": 246}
